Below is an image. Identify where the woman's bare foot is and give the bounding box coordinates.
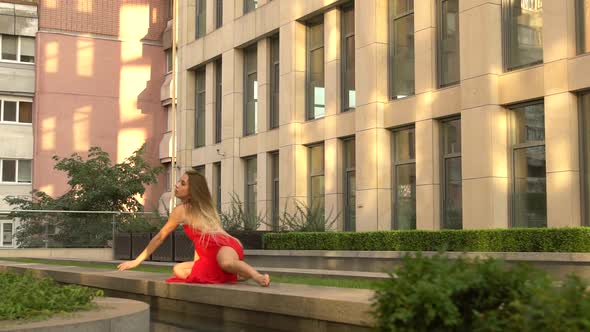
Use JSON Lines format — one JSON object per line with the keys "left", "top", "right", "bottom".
{"left": 254, "top": 274, "right": 270, "bottom": 287}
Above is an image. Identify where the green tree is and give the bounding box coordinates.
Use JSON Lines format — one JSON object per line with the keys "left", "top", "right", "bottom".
{"left": 4, "top": 145, "right": 163, "bottom": 247}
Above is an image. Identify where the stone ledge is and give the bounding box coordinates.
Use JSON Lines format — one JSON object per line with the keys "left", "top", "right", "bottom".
{"left": 0, "top": 261, "right": 374, "bottom": 328}
{"left": 0, "top": 297, "right": 149, "bottom": 332}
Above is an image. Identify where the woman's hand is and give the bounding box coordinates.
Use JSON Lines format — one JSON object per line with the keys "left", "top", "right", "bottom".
{"left": 117, "top": 259, "right": 141, "bottom": 271}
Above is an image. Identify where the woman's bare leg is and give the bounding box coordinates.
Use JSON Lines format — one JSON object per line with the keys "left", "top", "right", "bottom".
{"left": 217, "top": 246, "right": 270, "bottom": 286}
{"left": 172, "top": 261, "right": 194, "bottom": 279}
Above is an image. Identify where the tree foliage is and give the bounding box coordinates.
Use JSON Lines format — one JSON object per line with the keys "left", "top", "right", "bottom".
{"left": 4, "top": 145, "right": 163, "bottom": 247}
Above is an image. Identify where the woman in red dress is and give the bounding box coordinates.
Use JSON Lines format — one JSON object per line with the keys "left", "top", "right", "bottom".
{"left": 117, "top": 170, "right": 271, "bottom": 287}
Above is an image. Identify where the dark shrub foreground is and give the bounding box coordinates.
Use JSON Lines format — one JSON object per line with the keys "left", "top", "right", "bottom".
{"left": 264, "top": 228, "right": 590, "bottom": 252}
{"left": 373, "top": 254, "right": 590, "bottom": 332}
{"left": 0, "top": 271, "right": 103, "bottom": 321}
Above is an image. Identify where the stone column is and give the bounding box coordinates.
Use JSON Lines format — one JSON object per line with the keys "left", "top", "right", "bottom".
{"left": 543, "top": 0, "right": 581, "bottom": 227}
{"left": 354, "top": 0, "right": 390, "bottom": 231}
{"left": 459, "top": 1, "right": 508, "bottom": 229}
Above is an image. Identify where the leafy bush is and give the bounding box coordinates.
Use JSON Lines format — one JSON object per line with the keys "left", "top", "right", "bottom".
{"left": 373, "top": 254, "right": 590, "bottom": 332}
{"left": 263, "top": 227, "right": 590, "bottom": 252}
{"left": 220, "top": 193, "right": 264, "bottom": 232}
{"left": 0, "top": 271, "right": 103, "bottom": 321}
{"left": 272, "top": 199, "right": 340, "bottom": 232}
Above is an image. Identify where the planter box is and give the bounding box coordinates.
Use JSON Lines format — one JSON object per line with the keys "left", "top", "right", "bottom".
{"left": 151, "top": 232, "right": 174, "bottom": 262}
{"left": 131, "top": 233, "right": 151, "bottom": 261}
{"left": 114, "top": 233, "right": 131, "bottom": 260}
{"left": 229, "top": 231, "right": 271, "bottom": 250}
{"left": 174, "top": 231, "right": 194, "bottom": 262}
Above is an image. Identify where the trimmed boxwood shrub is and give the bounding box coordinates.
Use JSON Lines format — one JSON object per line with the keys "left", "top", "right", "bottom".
{"left": 263, "top": 228, "right": 590, "bottom": 252}
{"left": 373, "top": 254, "right": 590, "bottom": 331}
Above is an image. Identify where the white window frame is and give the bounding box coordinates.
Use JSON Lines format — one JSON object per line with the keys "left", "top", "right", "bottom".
{"left": 0, "top": 221, "right": 15, "bottom": 247}
{"left": 0, "top": 35, "right": 35, "bottom": 64}
{"left": 0, "top": 97, "right": 33, "bottom": 125}
{"left": 0, "top": 159, "right": 32, "bottom": 184}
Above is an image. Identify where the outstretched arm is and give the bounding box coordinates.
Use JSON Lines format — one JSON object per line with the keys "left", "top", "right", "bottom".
{"left": 117, "top": 206, "right": 183, "bottom": 271}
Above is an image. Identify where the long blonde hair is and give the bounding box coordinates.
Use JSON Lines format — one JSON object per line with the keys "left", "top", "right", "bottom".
{"left": 183, "top": 169, "right": 223, "bottom": 234}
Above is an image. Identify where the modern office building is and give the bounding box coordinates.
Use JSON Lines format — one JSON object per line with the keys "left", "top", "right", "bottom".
{"left": 173, "top": 0, "right": 590, "bottom": 231}
{"left": 0, "top": 0, "right": 37, "bottom": 248}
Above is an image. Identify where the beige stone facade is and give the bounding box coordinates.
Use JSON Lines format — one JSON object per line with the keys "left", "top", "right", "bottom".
{"left": 173, "top": 0, "right": 590, "bottom": 231}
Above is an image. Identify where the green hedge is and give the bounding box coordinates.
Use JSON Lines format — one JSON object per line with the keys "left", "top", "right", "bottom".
{"left": 373, "top": 254, "right": 590, "bottom": 331}
{"left": 263, "top": 227, "right": 590, "bottom": 252}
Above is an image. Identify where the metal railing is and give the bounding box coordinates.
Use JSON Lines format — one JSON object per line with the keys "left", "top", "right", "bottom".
{"left": 0, "top": 209, "right": 165, "bottom": 249}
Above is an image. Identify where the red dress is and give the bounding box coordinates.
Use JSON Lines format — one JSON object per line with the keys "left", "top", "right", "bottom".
{"left": 166, "top": 224, "right": 244, "bottom": 284}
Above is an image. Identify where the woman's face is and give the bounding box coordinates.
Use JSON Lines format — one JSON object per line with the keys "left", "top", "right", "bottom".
{"left": 174, "top": 174, "right": 190, "bottom": 200}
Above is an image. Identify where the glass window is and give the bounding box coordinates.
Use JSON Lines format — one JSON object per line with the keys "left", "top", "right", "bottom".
{"left": 245, "top": 157, "right": 257, "bottom": 218}
{"left": 271, "top": 152, "right": 280, "bottom": 230}
{"left": 343, "top": 138, "right": 356, "bottom": 231}
{"left": 20, "top": 37, "right": 35, "bottom": 63}
{"left": 438, "top": 0, "right": 459, "bottom": 87}
{"left": 215, "top": 59, "right": 222, "bottom": 143}
{"left": 216, "top": 0, "right": 223, "bottom": 29}
{"left": 441, "top": 118, "right": 462, "bottom": 229}
{"left": 244, "top": 45, "right": 258, "bottom": 136}
{"left": 510, "top": 102, "right": 546, "bottom": 227}
{"left": 309, "top": 144, "right": 325, "bottom": 213}
{"left": 1, "top": 35, "right": 17, "bottom": 61}
{"left": 194, "top": 165, "right": 205, "bottom": 175}
{"left": 393, "top": 127, "right": 416, "bottom": 230}
{"left": 578, "top": 0, "right": 590, "bottom": 54}
{"left": 19, "top": 101, "right": 32, "bottom": 123}
{"left": 3, "top": 223, "right": 13, "bottom": 246}
{"left": 244, "top": 0, "right": 258, "bottom": 14}
{"left": 342, "top": 6, "right": 356, "bottom": 111}
{"left": 503, "top": 0, "right": 543, "bottom": 71}
{"left": 581, "top": 93, "right": 590, "bottom": 226}
{"left": 307, "top": 20, "right": 325, "bottom": 120}
{"left": 214, "top": 162, "right": 222, "bottom": 212}
{"left": 196, "top": 0, "right": 206, "bottom": 39}
{"left": 165, "top": 163, "right": 171, "bottom": 192}
{"left": 195, "top": 68, "right": 206, "bottom": 147}
{"left": 269, "top": 35, "right": 280, "bottom": 129}
{"left": 2, "top": 160, "right": 16, "bottom": 182}
{"left": 168, "top": 0, "right": 174, "bottom": 20}
{"left": 389, "top": 0, "right": 415, "bottom": 99}
{"left": 3, "top": 101, "right": 16, "bottom": 122}
{"left": 18, "top": 160, "right": 31, "bottom": 183}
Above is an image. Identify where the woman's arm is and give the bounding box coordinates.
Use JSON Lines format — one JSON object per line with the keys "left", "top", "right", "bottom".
{"left": 117, "top": 206, "right": 183, "bottom": 271}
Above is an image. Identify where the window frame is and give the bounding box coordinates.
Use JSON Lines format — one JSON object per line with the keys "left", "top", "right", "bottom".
{"left": 213, "top": 162, "right": 222, "bottom": 213}
{"left": 0, "top": 159, "right": 32, "bottom": 184}
{"left": 244, "top": 156, "right": 257, "bottom": 218}
{"left": 0, "top": 35, "right": 34, "bottom": 64}
{"left": 306, "top": 18, "right": 326, "bottom": 121}
{"left": 342, "top": 137, "right": 356, "bottom": 231}
{"left": 1, "top": 221, "right": 14, "bottom": 247}
{"left": 501, "top": 0, "right": 544, "bottom": 72}
{"left": 391, "top": 126, "right": 416, "bottom": 230}
{"left": 436, "top": 0, "right": 460, "bottom": 88}
{"left": 269, "top": 34, "right": 280, "bottom": 130}
{"left": 440, "top": 116, "right": 463, "bottom": 229}
{"left": 0, "top": 99, "right": 33, "bottom": 124}
{"left": 270, "top": 151, "right": 280, "bottom": 231}
{"left": 307, "top": 143, "right": 325, "bottom": 213}
{"left": 195, "top": 67, "right": 206, "bottom": 148}
{"left": 243, "top": 0, "right": 258, "bottom": 15}
{"left": 341, "top": 5, "right": 356, "bottom": 113}
{"left": 388, "top": 0, "right": 415, "bottom": 100}
{"left": 216, "top": 0, "right": 223, "bottom": 29}
{"left": 195, "top": 0, "right": 206, "bottom": 39}
{"left": 215, "top": 59, "right": 222, "bottom": 144}
{"left": 507, "top": 100, "right": 547, "bottom": 228}
{"left": 243, "top": 45, "right": 258, "bottom": 136}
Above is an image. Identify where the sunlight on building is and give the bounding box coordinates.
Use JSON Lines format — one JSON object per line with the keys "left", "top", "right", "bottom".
{"left": 76, "top": 0, "right": 92, "bottom": 14}
{"left": 73, "top": 106, "right": 91, "bottom": 152}
{"left": 41, "top": 117, "right": 56, "bottom": 150}
{"left": 118, "top": 65, "right": 151, "bottom": 123}
{"left": 117, "top": 128, "right": 147, "bottom": 163}
{"left": 76, "top": 39, "right": 94, "bottom": 77}
{"left": 45, "top": 42, "right": 59, "bottom": 73}
{"left": 119, "top": 5, "right": 149, "bottom": 41}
